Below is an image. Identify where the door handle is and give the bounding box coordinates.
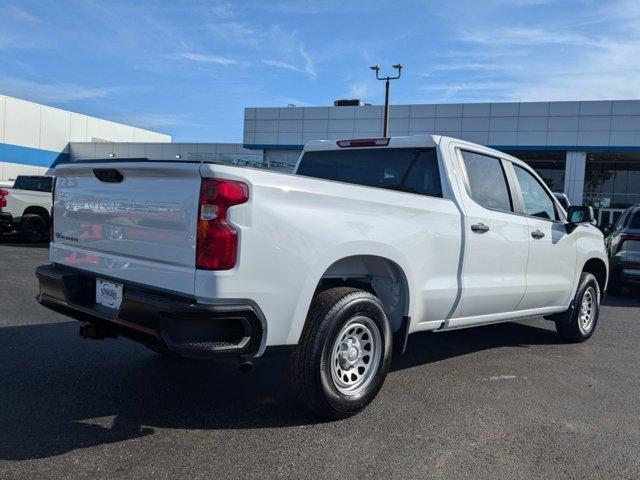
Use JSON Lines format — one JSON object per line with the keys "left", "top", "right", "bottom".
{"left": 531, "top": 229, "right": 545, "bottom": 239}
{"left": 471, "top": 223, "right": 490, "bottom": 233}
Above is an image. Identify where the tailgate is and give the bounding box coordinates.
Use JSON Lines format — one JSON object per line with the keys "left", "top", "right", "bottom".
{"left": 51, "top": 162, "right": 201, "bottom": 295}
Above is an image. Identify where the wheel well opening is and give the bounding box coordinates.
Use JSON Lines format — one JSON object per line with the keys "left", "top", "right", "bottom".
{"left": 22, "top": 206, "right": 50, "bottom": 227}
{"left": 315, "top": 255, "right": 409, "bottom": 333}
{"left": 583, "top": 258, "right": 607, "bottom": 294}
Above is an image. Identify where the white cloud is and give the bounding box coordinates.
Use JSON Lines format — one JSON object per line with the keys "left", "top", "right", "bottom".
{"left": 459, "top": 27, "right": 598, "bottom": 48}
{"left": 260, "top": 0, "right": 381, "bottom": 14}
{"left": 261, "top": 59, "right": 301, "bottom": 72}
{"left": 179, "top": 52, "right": 240, "bottom": 65}
{"left": 346, "top": 82, "right": 372, "bottom": 99}
{"left": 423, "top": 0, "right": 640, "bottom": 102}
{"left": 0, "top": 75, "right": 128, "bottom": 103}
{"left": 209, "top": 3, "right": 236, "bottom": 19}
{"left": 114, "top": 113, "right": 203, "bottom": 129}
{"left": 5, "top": 5, "right": 43, "bottom": 24}
{"left": 495, "top": 0, "right": 559, "bottom": 6}
{"left": 299, "top": 46, "right": 317, "bottom": 79}
{"left": 207, "top": 21, "right": 262, "bottom": 47}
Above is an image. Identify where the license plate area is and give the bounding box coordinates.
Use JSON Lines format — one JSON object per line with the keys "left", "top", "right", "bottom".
{"left": 95, "top": 279, "right": 123, "bottom": 310}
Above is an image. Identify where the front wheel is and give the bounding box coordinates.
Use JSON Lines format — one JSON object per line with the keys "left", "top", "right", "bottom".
{"left": 555, "top": 272, "right": 600, "bottom": 342}
{"left": 290, "top": 287, "right": 392, "bottom": 420}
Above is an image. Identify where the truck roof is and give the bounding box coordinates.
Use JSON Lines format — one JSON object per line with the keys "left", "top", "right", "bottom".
{"left": 303, "top": 135, "right": 441, "bottom": 151}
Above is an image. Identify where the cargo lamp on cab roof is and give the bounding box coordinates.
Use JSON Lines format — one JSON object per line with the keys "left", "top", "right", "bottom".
{"left": 337, "top": 138, "right": 390, "bottom": 148}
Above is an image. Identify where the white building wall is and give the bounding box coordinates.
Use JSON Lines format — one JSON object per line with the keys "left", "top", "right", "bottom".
{"left": 244, "top": 100, "right": 640, "bottom": 203}
{"left": 244, "top": 100, "right": 640, "bottom": 149}
{"left": 0, "top": 94, "right": 171, "bottom": 151}
{"left": 0, "top": 94, "right": 171, "bottom": 182}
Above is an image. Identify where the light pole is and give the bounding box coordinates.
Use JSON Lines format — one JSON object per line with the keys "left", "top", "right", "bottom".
{"left": 370, "top": 64, "right": 403, "bottom": 137}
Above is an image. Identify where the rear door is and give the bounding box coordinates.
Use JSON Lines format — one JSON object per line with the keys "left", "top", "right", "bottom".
{"left": 51, "top": 162, "right": 202, "bottom": 295}
{"left": 509, "top": 162, "right": 577, "bottom": 309}
{"left": 455, "top": 148, "right": 530, "bottom": 318}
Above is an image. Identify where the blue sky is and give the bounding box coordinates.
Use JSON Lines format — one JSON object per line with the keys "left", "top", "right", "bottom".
{"left": 1, "top": 0, "right": 639, "bottom": 142}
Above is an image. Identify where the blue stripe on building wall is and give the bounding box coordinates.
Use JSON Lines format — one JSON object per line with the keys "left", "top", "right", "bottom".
{"left": 0, "top": 142, "right": 69, "bottom": 168}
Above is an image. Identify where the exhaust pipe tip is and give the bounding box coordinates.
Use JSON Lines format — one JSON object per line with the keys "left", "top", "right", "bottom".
{"left": 238, "top": 360, "right": 254, "bottom": 373}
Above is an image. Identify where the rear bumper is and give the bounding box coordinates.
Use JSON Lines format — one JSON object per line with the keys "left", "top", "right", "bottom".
{"left": 36, "top": 264, "right": 265, "bottom": 359}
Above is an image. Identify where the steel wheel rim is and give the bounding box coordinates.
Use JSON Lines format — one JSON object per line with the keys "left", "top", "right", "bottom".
{"left": 329, "top": 316, "right": 382, "bottom": 396}
{"left": 579, "top": 287, "right": 596, "bottom": 333}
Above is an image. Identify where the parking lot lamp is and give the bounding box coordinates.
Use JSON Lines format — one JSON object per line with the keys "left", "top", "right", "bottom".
{"left": 370, "top": 64, "right": 403, "bottom": 137}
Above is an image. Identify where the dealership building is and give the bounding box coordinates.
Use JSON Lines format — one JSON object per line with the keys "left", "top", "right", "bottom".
{"left": 2, "top": 94, "right": 639, "bottom": 226}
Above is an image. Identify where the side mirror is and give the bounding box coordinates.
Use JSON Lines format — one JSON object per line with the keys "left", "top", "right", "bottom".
{"left": 567, "top": 205, "right": 595, "bottom": 227}
{"left": 603, "top": 224, "right": 613, "bottom": 236}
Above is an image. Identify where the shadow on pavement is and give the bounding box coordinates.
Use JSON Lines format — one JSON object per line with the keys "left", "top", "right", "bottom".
{"left": 603, "top": 287, "right": 640, "bottom": 307}
{"left": 0, "top": 232, "right": 49, "bottom": 248}
{"left": 0, "top": 319, "right": 563, "bottom": 461}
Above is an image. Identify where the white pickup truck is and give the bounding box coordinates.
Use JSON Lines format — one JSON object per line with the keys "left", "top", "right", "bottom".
{"left": 37, "top": 135, "right": 607, "bottom": 419}
{"left": 0, "top": 175, "right": 53, "bottom": 242}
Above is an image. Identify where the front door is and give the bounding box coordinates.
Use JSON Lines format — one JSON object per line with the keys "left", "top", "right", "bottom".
{"left": 511, "top": 163, "right": 577, "bottom": 309}
{"left": 456, "top": 149, "right": 530, "bottom": 318}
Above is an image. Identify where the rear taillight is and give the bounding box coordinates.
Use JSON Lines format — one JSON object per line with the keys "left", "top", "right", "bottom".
{"left": 620, "top": 234, "right": 640, "bottom": 252}
{"left": 0, "top": 189, "right": 8, "bottom": 208}
{"left": 196, "top": 178, "right": 248, "bottom": 270}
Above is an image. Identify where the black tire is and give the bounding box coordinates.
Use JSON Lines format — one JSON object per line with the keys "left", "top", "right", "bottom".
{"left": 555, "top": 272, "right": 600, "bottom": 343}
{"left": 290, "top": 287, "right": 392, "bottom": 420}
{"left": 19, "top": 214, "right": 47, "bottom": 243}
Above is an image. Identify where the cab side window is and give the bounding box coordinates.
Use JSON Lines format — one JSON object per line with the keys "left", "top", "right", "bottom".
{"left": 460, "top": 150, "right": 513, "bottom": 212}
{"left": 513, "top": 164, "right": 558, "bottom": 221}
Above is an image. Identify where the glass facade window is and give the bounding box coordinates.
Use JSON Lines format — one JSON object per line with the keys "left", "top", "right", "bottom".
{"left": 583, "top": 152, "right": 640, "bottom": 209}
{"left": 503, "top": 151, "right": 567, "bottom": 192}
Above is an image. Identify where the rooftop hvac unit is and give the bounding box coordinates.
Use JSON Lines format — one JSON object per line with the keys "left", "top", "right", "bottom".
{"left": 333, "top": 99, "right": 365, "bottom": 107}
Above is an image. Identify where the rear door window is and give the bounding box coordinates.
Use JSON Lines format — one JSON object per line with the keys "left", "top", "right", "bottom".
{"left": 460, "top": 150, "right": 513, "bottom": 212}
{"left": 296, "top": 148, "right": 442, "bottom": 197}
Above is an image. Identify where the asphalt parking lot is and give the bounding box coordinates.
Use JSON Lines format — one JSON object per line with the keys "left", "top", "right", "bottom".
{"left": 1, "top": 237, "right": 639, "bottom": 480}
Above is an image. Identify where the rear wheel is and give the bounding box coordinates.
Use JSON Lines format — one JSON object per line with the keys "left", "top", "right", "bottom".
{"left": 19, "top": 214, "right": 47, "bottom": 243}
{"left": 555, "top": 272, "right": 600, "bottom": 343}
{"left": 290, "top": 287, "right": 392, "bottom": 420}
